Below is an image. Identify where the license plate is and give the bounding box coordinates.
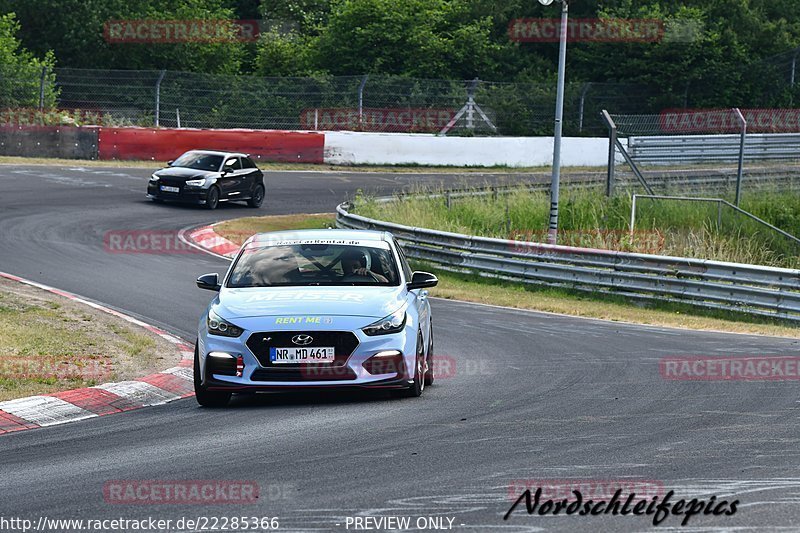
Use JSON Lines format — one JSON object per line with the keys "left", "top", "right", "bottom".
{"left": 160, "top": 185, "right": 180, "bottom": 193}
{"left": 270, "top": 346, "right": 335, "bottom": 363}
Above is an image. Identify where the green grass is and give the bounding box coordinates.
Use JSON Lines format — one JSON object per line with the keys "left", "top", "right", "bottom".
{"left": 354, "top": 186, "right": 800, "bottom": 268}
{"left": 0, "top": 280, "right": 172, "bottom": 401}
{"left": 215, "top": 213, "right": 800, "bottom": 338}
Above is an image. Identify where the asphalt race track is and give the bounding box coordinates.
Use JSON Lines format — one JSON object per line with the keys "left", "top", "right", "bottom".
{"left": 1, "top": 164, "right": 800, "bottom": 532}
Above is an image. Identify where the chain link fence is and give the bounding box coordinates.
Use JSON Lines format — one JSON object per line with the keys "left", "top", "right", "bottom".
{"left": 0, "top": 67, "right": 677, "bottom": 136}
{"left": 1, "top": 61, "right": 797, "bottom": 135}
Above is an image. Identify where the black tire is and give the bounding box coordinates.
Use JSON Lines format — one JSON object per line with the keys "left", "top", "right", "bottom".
{"left": 151, "top": 197, "right": 163, "bottom": 204}
{"left": 398, "top": 331, "right": 425, "bottom": 398}
{"left": 193, "top": 344, "right": 231, "bottom": 407}
{"left": 424, "top": 324, "right": 434, "bottom": 386}
{"left": 247, "top": 184, "right": 265, "bottom": 208}
{"left": 204, "top": 187, "right": 220, "bottom": 210}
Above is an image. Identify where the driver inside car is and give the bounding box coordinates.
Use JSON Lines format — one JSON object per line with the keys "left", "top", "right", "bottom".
{"left": 340, "top": 249, "right": 388, "bottom": 283}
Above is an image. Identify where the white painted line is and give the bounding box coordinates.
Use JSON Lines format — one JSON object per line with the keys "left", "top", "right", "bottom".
{"left": 161, "top": 367, "right": 193, "bottom": 381}
{"left": 96, "top": 381, "right": 181, "bottom": 406}
{"left": 0, "top": 396, "right": 96, "bottom": 427}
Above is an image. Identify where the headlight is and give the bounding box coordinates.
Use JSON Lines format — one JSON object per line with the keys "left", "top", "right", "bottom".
{"left": 207, "top": 309, "right": 244, "bottom": 337}
{"left": 362, "top": 306, "right": 407, "bottom": 336}
{"left": 149, "top": 174, "right": 159, "bottom": 182}
{"left": 185, "top": 178, "right": 205, "bottom": 187}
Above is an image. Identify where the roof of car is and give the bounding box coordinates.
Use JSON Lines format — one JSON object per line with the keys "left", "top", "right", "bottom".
{"left": 244, "top": 229, "right": 389, "bottom": 245}
{"left": 190, "top": 149, "right": 249, "bottom": 158}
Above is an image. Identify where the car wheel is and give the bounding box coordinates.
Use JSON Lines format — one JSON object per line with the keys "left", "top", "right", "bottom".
{"left": 193, "top": 343, "right": 231, "bottom": 407}
{"left": 424, "top": 323, "right": 434, "bottom": 386}
{"left": 151, "top": 197, "right": 163, "bottom": 204}
{"left": 204, "top": 187, "right": 220, "bottom": 210}
{"left": 247, "top": 185, "right": 265, "bottom": 208}
{"left": 399, "top": 331, "right": 425, "bottom": 398}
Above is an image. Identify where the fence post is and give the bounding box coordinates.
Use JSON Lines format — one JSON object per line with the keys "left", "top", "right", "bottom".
{"left": 38, "top": 66, "right": 48, "bottom": 110}
{"left": 358, "top": 75, "right": 368, "bottom": 130}
{"left": 154, "top": 69, "right": 166, "bottom": 127}
{"left": 791, "top": 50, "right": 798, "bottom": 106}
{"left": 466, "top": 78, "right": 479, "bottom": 130}
{"left": 578, "top": 82, "right": 592, "bottom": 133}
{"left": 601, "top": 110, "right": 616, "bottom": 197}
{"left": 733, "top": 107, "right": 747, "bottom": 206}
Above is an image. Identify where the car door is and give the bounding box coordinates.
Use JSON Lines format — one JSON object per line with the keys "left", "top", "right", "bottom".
{"left": 218, "top": 157, "right": 243, "bottom": 198}
{"left": 238, "top": 156, "right": 259, "bottom": 195}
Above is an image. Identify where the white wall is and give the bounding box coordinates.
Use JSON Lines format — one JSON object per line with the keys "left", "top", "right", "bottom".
{"left": 323, "top": 131, "right": 620, "bottom": 167}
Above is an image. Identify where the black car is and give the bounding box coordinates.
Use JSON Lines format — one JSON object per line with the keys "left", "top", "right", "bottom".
{"left": 147, "top": 150, "right": 265, "bottom": 209}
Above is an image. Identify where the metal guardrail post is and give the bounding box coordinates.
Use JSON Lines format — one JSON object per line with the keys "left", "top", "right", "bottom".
{"left": 38, "top": 66, "right": 48, "bottom": 111}
{"left": 154, "top": 70, "right": 166, "bottom": 127}
{"left": 733, "top": 108, "right": 747, "bottom": 206}
{"left": 601, "top": 110, "right": 616, "bottom": 197}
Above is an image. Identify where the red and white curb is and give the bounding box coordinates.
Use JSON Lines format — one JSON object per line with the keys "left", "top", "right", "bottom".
{"left": 181, "top": 223, "right": 239, "bottom": 259}
{"left": 0, "top": 272, "right": 195, "bottom": 435}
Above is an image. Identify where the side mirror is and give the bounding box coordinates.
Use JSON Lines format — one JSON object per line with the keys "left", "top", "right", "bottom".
{"left": 167, "top": 160, "right": 173, "bottom": 166}
{"left": 196, "top": 273, "right": 221, "bottom": 291}
{"left": 407, "top": 271, "right": 438, "bottom": 290}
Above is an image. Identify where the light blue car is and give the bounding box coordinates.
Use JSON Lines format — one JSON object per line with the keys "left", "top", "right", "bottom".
{"left": 193, "top": 229, "right": 438, "bottom": 407}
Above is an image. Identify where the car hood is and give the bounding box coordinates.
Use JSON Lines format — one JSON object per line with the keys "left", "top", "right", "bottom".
{"left": 212, "top": 285, "right": 406, "bottom": 319}
{"left": 155, "top": 167, "right": 218, "bottom": 180}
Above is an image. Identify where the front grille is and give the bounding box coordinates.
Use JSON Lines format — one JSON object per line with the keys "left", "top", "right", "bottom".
{"left": 251, "top": 366, "right": 357, "bottom": 381}
{"left": 158, "top": 177, "right": 186, "bottom": 188}
{"left": 246, "top": 331, "right": 359, "bottom": 381}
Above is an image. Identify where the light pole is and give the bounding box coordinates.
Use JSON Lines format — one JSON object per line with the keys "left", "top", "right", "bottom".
{"left": 540, "top": 0, "right": 569, "bottom": 245}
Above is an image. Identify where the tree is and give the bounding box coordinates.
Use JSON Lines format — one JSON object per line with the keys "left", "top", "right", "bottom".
{"left": 312, "top": 0, "right": 504, "bottom": 79}
{"left": 0, "top": 13, "right": 56, "bottom": 108}
{"left": 0, "top": 0, "right": 247, "bottom": 74}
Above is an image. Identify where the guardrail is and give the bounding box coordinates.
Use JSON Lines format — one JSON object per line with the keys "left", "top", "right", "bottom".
{"left": 336, "top": 200, "right": 800, "bottom": 322}
{"left": 628, "top": 133, "right": 800, "bottom": 165}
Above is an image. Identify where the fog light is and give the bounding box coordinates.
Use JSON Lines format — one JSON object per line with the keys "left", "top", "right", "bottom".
{"left": 363, "top": 350, "right": 404, "bottom": 375}
{"left": 236, "top": 355, "right": 244, "bottom": 377}
{"left": 208, "top": 351, "right": 234, "bottom": 359}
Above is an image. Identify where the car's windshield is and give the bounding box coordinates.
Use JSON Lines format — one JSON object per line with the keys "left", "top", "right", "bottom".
{"left": 226, "top": 242, "right": 400, "bottom": 287}
{"left": 170, "top": 152, "right": 223, "bottom": 171}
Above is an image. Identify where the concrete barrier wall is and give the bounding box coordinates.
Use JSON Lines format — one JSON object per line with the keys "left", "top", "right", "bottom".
{"left": 324, "top": 131, "right": 616, "bottom": 167}
{"left": 0, "top": 126, "right": 98, "bottom": 159}
{"left": 0, "top": 125, "right": 615, "bottom": 167}
{"left": 96, "top": 127, "right": 325, "bottom": 163}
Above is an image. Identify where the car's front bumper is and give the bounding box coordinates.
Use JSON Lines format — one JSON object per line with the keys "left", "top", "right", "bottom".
{"left": 147, "top": 183, "right": 207, "bottom": 204}
{"left": 197, "top": 316, "right": 419, "bottom": 392}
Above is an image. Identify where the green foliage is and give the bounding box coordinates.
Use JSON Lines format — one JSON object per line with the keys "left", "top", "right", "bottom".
{"left": 0, "top": 13, "right": 56, "bottom": 108}
{"left": 312, "top": 0, "right": 505, "bottom": 79}
{"left": 0, "top": 0, "right": 247, "bottom": 74}
{"left": 3, "top": 0, "right": 800, "bottom": 114}
{"left": 355, "top": 186, "right": 800, "bottom": 268}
